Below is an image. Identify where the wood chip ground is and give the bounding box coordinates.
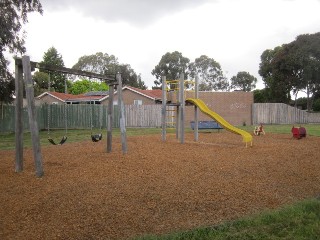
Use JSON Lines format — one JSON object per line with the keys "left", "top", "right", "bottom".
{"left": 1, "top": 132, "right": 320, "bottom": 239}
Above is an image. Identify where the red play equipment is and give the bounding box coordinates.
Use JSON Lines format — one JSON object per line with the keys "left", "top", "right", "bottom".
{"left": 291, "top": 126, "right": 307, "bottom": 139}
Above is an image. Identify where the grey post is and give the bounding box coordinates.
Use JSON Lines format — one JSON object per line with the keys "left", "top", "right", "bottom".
{"left": 179, "top": 73, "right": 185, "bottom": 144}
{"left": 161, "top": 76, "right": 167, "bottom": 141}
{"left": 14, "top": 58, "right": 24, "bottom": 172}
{"left": 22, "top": 56, "right": 44, "bottom": 177}
{"left": 194, "top": 75, "right": 199, "bottom": 141}
{"left": 117, "top": 73, "right": 128, "bottom": 154}
{"left": 106, "top": 84, "right": 114, "bottom": 153}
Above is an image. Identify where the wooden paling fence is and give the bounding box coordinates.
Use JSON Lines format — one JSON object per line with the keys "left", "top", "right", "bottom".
{"left": 252, "top": 103, "right": 320, "bottom": 124}
{"left": 2, "top": 103, "right": 320, "bottom": 133}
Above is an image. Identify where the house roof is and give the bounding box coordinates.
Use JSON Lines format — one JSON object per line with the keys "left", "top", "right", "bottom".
{"left": 37, "top": 92, "right": 105, "bottom": 102}
{"left": 37, "top": 86, "right": 163, "bottom": 103}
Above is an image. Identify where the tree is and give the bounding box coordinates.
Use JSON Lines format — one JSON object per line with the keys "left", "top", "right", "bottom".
{"left": 117, "top": 64, "right": 147, "bottom": 89}
{"left": 259, "top": 32, "right": 320, "bottom": 108}
{"left": 38, "top": 47, "right": 67, "bottom": 93}
{"left": 73, "top": 52, "right": 147, "bottom": 89}
{"left": 33, "top": 71, "right": 49, "bottom": 96}
{"left": 189, "top": 55, "right": 228, "bottom": 91}
{"left": 69, "top": 79, "right": 108, "bottom": 95}
{"left": 151, "top": 51, "right": 190, "bottom": 86}
{"left": 259, "top": 47, "right": 292, "bottom": 103}
{"left": 0, "top": 0, "right": 43, "bottom": 103}
{"left": 230, "top": 71, "right": 257, "bottom": 92}
{"left": 253, "top": 89, "right": 268, "bottom": 103}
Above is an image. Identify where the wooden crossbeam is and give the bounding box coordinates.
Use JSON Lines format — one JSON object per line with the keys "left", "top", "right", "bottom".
{"left": 14, "top": 57, "right": 118, "bottom": 84}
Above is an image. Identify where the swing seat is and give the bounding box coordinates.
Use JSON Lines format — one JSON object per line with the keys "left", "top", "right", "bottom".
{"left": 91, "top": 134, "right": 102, "bottom": 142}
{"left": 48, "top": 136, "right": 68, "bottom": 145}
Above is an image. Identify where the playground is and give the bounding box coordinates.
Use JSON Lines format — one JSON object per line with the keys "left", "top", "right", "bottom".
{"left": 1, "top": 131, "right": 320, "bottom": 239}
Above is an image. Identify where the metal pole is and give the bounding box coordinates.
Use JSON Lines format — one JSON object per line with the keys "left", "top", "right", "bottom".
{"left": 194, "top": 75, "right": 199, "bottom": 142}
{"left": 179, "top": 73, "right": 185, "bottom": 144}
{"left": 161, "top": 76, "right": 166, "bottom": 141}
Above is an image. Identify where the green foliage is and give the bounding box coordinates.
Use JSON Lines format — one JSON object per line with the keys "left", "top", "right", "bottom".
{"left": 259, "top": 32, "right": 320, "bottom": 107}
{"left": 253, "top": 89, "right": 268, "bottom": 103}
{"left": 230, "top": 71, "right": 257, "bottom": 92}
{"left": 0, "top": 0, "right": 42, "bottom": 103}
{"left": 40, "top": 47, "right": 67, "bottom": 93}
{"left": 70, "top": 79, "right": 109, "bottom": 95}
{"left": 189, "top": 55, "right": 228, "bottom": 91}
{"left": 259, "top": 47, "right": 292, "bottom": 103}
{"left": 32, "top": 71, "right": 49, "bottom": 96}
{"left": 152, "top": 51, "right": 190, "bottom": 86}
{"left": 73, "top": 52, "right": 147, "bottom": 89}
{"left": 312, "top": 98, "right": 320, "bottom": 112}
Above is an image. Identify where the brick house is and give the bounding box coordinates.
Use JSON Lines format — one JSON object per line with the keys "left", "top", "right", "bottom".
{"left": 36, "top": 87, "right": 253, "bottom": 126}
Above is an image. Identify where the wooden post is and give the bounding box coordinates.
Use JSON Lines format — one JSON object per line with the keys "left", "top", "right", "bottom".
{"left": 176, "top": 81, "right": 180, "bottom": 140}
{"left": 194, "top": 75, "right": 199, "bottom": 142}
{"left": 117, "top": 73, "right": 127, "bottom": 154}
{"left": 14, "top": 58, "right": 24, "bottom": 172}
{"left": 161, "top": 76, "right": 166, "bottom": 141}
{"left": 107, "top": 84, "right": 114, "bottom": 153}
{"left": 179, "top": 73, "right": 185, "bottom": 144}
{"left": 22, "top": 56, "right": 44, "bottom": 177}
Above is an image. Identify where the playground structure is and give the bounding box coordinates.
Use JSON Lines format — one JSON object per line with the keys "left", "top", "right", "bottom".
{"left": 161, "top": 74, "right": 253, "bottom": 147}
{"left": 14, "top": 56, "right": 128, "bottom": 177}
{"left": 291, "top": 125, "right": 307, "bottom": 139}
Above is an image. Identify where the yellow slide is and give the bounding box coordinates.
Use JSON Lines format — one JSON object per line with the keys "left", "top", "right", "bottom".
{"left": 186, "top": 98, "right": 253, "bottom": 145}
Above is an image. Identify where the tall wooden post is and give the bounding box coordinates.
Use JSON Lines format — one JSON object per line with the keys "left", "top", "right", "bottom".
{"left": 179, "top": 73, "right": 185, "bottom": 144}
{"left": 117, "top": 73, "right": 127, "bottom": 154}
{"left": 161, "top": 76, "right": 167, "bottom": 141}
{"left": 194, "top": 75, "right": 199, "bottom": 142}
{"left": 22, "top": 56, "right": 44, "bottom": 177}
{"left": 14, "top": 58, "right": 24, "bottom": 172}
{"left": 106, "top": 84, "right": 114, "bottom": 153}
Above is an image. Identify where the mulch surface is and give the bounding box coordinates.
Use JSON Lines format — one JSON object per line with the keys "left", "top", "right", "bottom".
{"left": 1, "top": 131, "right": 320, "bottom": 239}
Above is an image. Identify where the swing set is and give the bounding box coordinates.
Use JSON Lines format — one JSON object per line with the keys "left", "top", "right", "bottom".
{"left": 14, "top": 56, "right": 127, "bottom": 177}
{"left": 47, "top": 72, "right": 68, "bottom": 145}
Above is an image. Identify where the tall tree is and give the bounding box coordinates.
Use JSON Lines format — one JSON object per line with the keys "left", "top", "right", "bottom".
{"left": 189, "top": 55, "right": 228, "bottom": 91}
{"left": 151, "top": 51, "right": 190, "bottom": 86}
{"left": 38, "top": 47, "right": 67, "bottom": 93}
{"left": 259, "top": 47, "right": 292, "bottom": 103}
{"left": 73, "top": 52, "right": 147, "bottom": 89}
{"left": 259, "top": 32, "right": 320, "bottom": 108}
{"left": 230, "top": 71, "right": 257, "bottom": 92}
{"left": 0, "top": 0, "right": 43, "bottom": 103}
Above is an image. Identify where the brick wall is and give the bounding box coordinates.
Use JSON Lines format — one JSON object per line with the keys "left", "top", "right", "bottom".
{"left": 105, "top": 88, "right": 155, "bottom": 105}
{"left": 184, "top": 91, "right": 253, "bottom": 126}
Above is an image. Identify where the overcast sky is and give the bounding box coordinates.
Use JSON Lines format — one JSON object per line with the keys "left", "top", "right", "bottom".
{"left": 20, "top": 0, "right": 320, "bottom": 89}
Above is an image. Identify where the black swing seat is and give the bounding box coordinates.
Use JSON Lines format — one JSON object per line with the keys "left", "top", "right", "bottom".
{"left": 91, "top": 134, "right": 102, "bottom": 142}
{"left": 48, "top": 136, "right": 68, "bottom": 145}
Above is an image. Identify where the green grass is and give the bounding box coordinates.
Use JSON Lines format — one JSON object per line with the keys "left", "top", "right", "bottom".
{"left": 239, "top": 124, "right": 320, "bottom": 137}
{"left": 1, "top": 124, "right": 320, "bottom": 150}
{"left": 135, "top": 198, "right": 320, "bottom": 240}
{"left": 0, "top": 128, "right": 167, "bottom": 150}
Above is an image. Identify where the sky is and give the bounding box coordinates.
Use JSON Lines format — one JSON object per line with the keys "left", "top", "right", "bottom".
{"left": 16, "top": 0, "right": 320, "bottom": 89}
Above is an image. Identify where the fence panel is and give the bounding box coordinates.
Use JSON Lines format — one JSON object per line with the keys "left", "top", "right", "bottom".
{"left": 125, "top": 105, "right": 162, "bottom": 127}
{"left": 3, "top": 103, "right": 320, "bottom": 133}
{"left": 252, "top": 103, "right": 312, "bottom": 125}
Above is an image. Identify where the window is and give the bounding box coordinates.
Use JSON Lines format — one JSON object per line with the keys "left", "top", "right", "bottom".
{"left": 134, "top": 100, "right": 142, "bottom": 105}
